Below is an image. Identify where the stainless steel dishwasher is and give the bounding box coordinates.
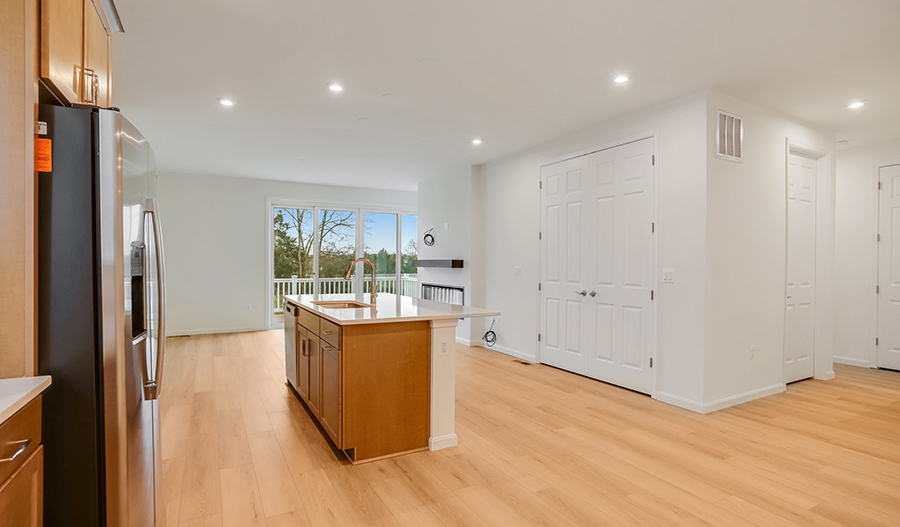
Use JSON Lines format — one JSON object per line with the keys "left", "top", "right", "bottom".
{"left": 284, "top": 302, "right": 298, "bottom": 389}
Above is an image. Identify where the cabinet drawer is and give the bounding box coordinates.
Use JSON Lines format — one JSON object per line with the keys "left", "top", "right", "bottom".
{"left": 295, "top": 305, "right": 320, "bottom": 334}
{"left": 0, "top": 396, "right": 42, "bottom": 485}
{"left": 320, "top": 319, "right": 342, "bottom": 349}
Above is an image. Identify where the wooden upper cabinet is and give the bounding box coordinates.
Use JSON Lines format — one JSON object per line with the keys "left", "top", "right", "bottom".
{"left": 83, "top": 0, "right": 110, "bottom": 107}
{"left": 40, "top": 0, "right": 111, "bottom": 106}
{"left": 40, "top": 0, "right": 84, "bottom": 104}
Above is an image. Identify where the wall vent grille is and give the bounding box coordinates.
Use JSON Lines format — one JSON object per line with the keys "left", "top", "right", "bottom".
{"left": 717, "top": 109, "right": 743, "bottom": 162}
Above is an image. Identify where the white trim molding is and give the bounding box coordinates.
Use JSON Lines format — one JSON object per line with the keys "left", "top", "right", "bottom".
{"left": 656, "top": 383, "right": 786, "bottom": 414}
{"left": 167, "top": 326, "right": 264, "bottom": 337}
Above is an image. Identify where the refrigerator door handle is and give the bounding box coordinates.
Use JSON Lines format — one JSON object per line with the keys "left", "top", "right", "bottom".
{"left": 143, "top": 197, "right": 167, "bottom": 400}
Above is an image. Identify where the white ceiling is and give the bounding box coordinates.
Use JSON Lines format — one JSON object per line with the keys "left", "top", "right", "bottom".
{"left": 112, "top": 0, "right": 900, "bottom": 191}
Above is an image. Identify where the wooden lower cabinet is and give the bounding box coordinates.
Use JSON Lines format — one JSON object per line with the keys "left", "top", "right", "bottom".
{"left": 320, "top": 343, "right": 341, "bottom": 445}
{"left": 0, "top": 446, "right": 43, "bottom": 526}
{"left": 287, "top": 303, "right": 431, "bottom": 464}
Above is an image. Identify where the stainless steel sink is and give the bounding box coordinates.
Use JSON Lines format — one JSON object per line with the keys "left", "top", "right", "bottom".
{"left": 311, "top": 300, "right": 373, "bottom": 309}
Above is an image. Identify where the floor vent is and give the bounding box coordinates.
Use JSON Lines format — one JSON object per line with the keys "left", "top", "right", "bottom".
{"left": 717, "top": 109, "right": 743, "bottom": 162}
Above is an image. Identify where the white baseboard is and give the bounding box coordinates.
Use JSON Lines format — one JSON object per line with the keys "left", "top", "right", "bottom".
{"left": 702, "top": 383, "right": 786, "bottom": 413}
{"left": 656, "top": 383, "right": 786, "bottom": 414}
{"left": 833, "top": 356, "right": 871, "bottom": 368}
{"left": 456, "top": 337, "right": 472, "bottom": 347}
{"left": 476, "top": 343, "right": 536, "bottom": 363}
{"left": 429, "top": 434, "right": 458, "bottom": 451}
{"left": 167, "top": 326, "right": 265, "bottom": 337}
{"left": 654, "top": 392, "right": 705, "bottom": 413}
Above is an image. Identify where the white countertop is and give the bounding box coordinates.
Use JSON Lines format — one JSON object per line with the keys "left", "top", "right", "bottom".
{"left": 284, "top": 293, "right": 500, "bottom": 326}
{"left": 0, "top": 376, "right": 51, "bottom": 423}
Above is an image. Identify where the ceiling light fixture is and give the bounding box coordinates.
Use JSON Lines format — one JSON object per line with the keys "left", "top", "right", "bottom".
{"left": 328, "top": 83, "right": 344, "bottom": 92}
{"left": 614, "top": 75, "right": 629, "bottom": 84}
{"left": 472, "top": 138, "right": 483, "bottom": 145}
{"left": 847, "top": 101, "right": 865, "bottom": 109}
{"left": 217, "top": 97, "right": 236, "bottom": 106}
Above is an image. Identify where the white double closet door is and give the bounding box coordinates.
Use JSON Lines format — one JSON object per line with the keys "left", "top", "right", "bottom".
{"left": 877, "top": 164, "right": 900, "bottom": 370}
{"left": 540, "top": 138, "right": 656, "bottom": 395}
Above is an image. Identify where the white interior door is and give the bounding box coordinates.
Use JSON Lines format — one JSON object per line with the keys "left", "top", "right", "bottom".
{"left": 785, "top": 153, "right": 817, "bottom": 383}
{"left": 877, "top": 164, "right": 900, "bottom": 371}
{"left": 540, "top": 138, "right": 656, "bottom": 394}
{"left": 584, "top": 139, "right": 656, "bottom": 394}
{"left": 540, "top": 156, "right": 590, "bottom": 375}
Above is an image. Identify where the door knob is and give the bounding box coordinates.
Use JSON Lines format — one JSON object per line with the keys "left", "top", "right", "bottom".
{"left": 576, "top": 290, "right": 587, "bottom": 296}
{"left": 589, "top": 291, "right": 596, "bottom": 297}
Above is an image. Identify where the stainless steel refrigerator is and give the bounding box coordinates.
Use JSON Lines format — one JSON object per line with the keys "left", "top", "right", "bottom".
{"left": 38, "top": 104, "right": 166, "bottom": 527}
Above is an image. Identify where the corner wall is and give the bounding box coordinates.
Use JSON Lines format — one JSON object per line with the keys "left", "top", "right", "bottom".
{"left": 475, "top": 92, "right": 709, "bottom": 405}
{"left": 156, "top": 172, "right": 416, "bottom": 335}
{"left": 834, "top": 138, "right": 900, "bottom": 367}
{"left": 703, "top": 91, "right": 836, "bottom": 408}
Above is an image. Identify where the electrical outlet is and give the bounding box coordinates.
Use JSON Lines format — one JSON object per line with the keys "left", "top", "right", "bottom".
{"left": 749, "top": 345, "right": 755, "bottom": 359}
{"left": 513, "top": 266, "right": 522, "bottom": 277}
{"left": 440, "top": 338, "right": 448, "bottom": 355}
{"left": 246, "top": 303, "right": 252, "bottom": 311}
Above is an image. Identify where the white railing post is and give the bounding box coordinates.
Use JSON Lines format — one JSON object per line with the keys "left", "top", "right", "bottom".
{"left": 291, "top": 275, "right": 298, "bottom": 296}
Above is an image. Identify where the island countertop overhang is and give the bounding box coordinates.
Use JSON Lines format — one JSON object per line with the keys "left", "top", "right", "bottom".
{"left": 283, "top": 293, "right": 499, "bottom": 326}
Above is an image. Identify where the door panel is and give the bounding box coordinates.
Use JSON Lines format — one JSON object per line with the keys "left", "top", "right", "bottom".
{"left": 308, "top": 336, "right": 321, "bottom": 416}
{"left": 541, "top": 138, "right": 656, "bottom": 393}
{"left": 878, "top": 164, "right": 900, "bottom": 370}
{"left": 540, "top": 157, "right": 589, "bottom": 374}
{"left": 296, "top": 326, "right": 310, "bottom": 400}
{"left": 785, "top": 153, "right": 816, "bottom": 382}
{"left": 585, "top": 139, "right": 655, "bottom": 394}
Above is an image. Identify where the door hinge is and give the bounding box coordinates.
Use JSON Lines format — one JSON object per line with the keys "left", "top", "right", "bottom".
{"left": 650, "top": 358, "right": 653, "bottom": 368}
{"left": 879, "top": 181, "right": 882, "bottom": 190}
{"left": 538, "top": 283, "right": 542, "bottom": 291}
{"left": 652, "top": 222, "right": 655, "bottom": 233}
{"left": 877, "top": 285, "right": 880, "bottom": 294}
{"left": 651, "top": 290, "right": 655, "bottom": 300}
{"left": 876, "top": 337, "right": 879, "bottom": 346}
{"left": 878, "top": 233, "right": 881, "bottom": 242}
{"left": 652, "top": 155, "right": 655, "bottom": 166}
{"left": 540, "top": 181, "right": 542, "bottom": 189}
{"left": 538, "top": 333, "right": 541, "bottom": 342}
{"left": 539, "top": 232, "right": 542, "bottom": 240}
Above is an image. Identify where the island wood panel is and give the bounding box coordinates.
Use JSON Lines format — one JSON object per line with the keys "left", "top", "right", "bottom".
{"left": 342, "top": 321, "right": 430, "bottom": 463}
{"left": 320, "top": 342, "right": 341, "bottom": 445}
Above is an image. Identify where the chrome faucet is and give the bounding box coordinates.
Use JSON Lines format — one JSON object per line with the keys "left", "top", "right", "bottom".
{"left": 344, "top": 257, "right": 378, "bottom": 305}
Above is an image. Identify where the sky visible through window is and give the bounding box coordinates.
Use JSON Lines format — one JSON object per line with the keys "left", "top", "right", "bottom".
{"left": 274, "top": 208, "right": 416, "bottom": 256}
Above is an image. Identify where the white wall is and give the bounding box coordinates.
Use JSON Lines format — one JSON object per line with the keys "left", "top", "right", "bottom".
{"left": 704, "top": 91, "right": 835, "bottom": 407}
{"left": 416, "top": 167, "right": 476, "bottom": 343}
{"left": 835, "top": 139, "right": 900, "bottom": 367}
{"left": 475, "top": 91, "right": 709, "bottom": 405}
{"left": 156, "top": 172, "right": 416, "bottom": 335}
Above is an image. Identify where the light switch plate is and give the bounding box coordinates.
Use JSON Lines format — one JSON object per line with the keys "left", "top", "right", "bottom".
{"left": 662, "top": 269, "right": 675, "bottom": 283}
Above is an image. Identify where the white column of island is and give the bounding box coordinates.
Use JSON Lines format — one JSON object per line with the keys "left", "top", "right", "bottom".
{"left": 283, "top": 292, "right": 499, "bottom": 463}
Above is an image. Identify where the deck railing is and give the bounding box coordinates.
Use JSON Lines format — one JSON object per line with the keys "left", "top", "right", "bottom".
{"left": 273, "top": 275, "right": 418, "bottom": 314}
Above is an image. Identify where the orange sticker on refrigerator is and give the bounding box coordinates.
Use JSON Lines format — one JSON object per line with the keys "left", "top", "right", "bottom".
{"left": 36, "top": 138, "right": 52, "bottom": 172}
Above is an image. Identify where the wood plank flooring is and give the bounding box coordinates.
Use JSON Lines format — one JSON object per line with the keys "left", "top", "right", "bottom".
{"left": 160, "top": 330, "right": 900, "bottom": 526}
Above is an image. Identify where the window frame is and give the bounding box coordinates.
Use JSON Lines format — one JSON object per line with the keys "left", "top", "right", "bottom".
{"left": 266, "top": 197, "right": 417, "bottom": 329}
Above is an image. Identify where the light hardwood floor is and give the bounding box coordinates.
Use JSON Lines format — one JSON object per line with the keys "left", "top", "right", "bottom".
{"left": 160, "top": 330, "right": 900, "bottom": 527}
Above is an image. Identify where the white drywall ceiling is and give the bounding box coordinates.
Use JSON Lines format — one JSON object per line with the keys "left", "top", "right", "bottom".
{"left": 111, "top": 0, "right": 900, "bottom": 191}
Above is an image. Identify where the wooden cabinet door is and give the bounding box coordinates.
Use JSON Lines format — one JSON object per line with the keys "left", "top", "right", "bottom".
{"left": 41, "top": 0, "right": 84, "bottom": 104}
{"left": 296, "top": 326, "right": 310, "bottom": 401}
{"left": 83, "top": 0, "right": 110, "bottom": 106}
{"left": 307, "top": 335, "right": 321, "bottom": 417}
{"left": 320, "top": 343, "right": 341, "bottom": 446}
{"left": 0, "top": 446, "right": 43, "bottom": 527}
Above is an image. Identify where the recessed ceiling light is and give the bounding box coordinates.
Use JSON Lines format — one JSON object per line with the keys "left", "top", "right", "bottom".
{"left": 217, "top": 97, "right": 236, "bottom": 106}
{"left": 328, "top": 83, "right": 343, "bottom": 92}
{"left": 472, "top": 138, "right": 482, "bottom": 145}
{"left": 847, "top": 101, "right": 865, "bottom": 109}
{"left": 614, "top": 75, "right": 629, "bottom": 84}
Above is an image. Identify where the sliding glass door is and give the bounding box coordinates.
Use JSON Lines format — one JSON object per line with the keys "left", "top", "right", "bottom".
{"left": 269, "top": 201, "right": 416, "bottom": 327}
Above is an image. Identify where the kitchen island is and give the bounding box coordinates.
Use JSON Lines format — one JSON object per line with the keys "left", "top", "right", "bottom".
{"left": 282, "top": 293, "right": 499, "bottom": 464}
